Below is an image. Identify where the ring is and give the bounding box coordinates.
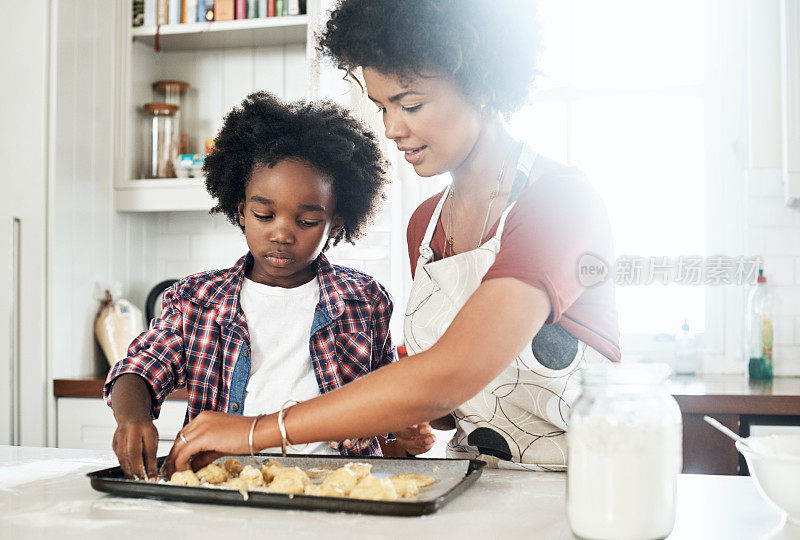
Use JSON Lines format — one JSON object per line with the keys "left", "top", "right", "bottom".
{"left": 179, "top": 432, "right": 188, "bottom": 444}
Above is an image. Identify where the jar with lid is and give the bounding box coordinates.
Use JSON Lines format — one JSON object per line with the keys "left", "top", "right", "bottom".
{"left": 141, "top": 102, "right": 179, "bottom": 178}
{"left": 153, "top": 80, "right": 190, "bottom": 154}
{"left": 567, "top": 363, "right": 682, "bottom": 540}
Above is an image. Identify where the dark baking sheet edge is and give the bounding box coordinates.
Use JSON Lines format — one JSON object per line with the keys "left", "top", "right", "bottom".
{"left": 87, "top": 453, "right": 486, "bottom": 517}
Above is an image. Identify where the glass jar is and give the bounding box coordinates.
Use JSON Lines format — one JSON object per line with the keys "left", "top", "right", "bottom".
{"left": 141, "top": 102, "right": 179, "bottom": 178}
{"left": 153, "top": 80, "right": 190, "bottom": 154}
{"left": 567, "top": 363, "right": 682, "bottom": 540}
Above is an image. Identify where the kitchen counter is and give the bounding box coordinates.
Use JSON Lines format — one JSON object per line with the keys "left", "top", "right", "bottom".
{"left": 54, "top": 379, "right": 188, "bottom": 400}
{"left": 670, "top": 374, "right": 800, "bottom": 415}
{"left": 0, "top": 446, "right": 794, "bottom": 540}
{"left": 669, "top": 374, "right": 800, "bottom": 475}
{"left": 55, "top": 374, "right": 800, "bottom": 406}
{"left": 54, "top": 374, "right": 800, "bottom": 475}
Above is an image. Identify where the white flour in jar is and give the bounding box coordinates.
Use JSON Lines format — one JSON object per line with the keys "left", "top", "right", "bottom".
{"left": 567, "top": 415, "right": 682, "bottom": 540}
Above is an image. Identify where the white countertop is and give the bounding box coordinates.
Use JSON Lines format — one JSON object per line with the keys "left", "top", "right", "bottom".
{"left": 0, "top": 446, "right": 796, "bottom": 540}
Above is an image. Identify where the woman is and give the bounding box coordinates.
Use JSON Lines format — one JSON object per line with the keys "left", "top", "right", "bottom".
{"left": 168, "top": 0, "right": 619, "bottom": 473}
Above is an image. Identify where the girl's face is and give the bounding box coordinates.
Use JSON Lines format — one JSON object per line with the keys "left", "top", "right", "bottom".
{"left": 238, "top": 159, "right": 343, "bottom": 288}
{"left": 363, "top": 68, "right": 483, "bottom": 177}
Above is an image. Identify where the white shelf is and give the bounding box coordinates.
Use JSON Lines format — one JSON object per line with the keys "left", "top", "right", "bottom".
{"left": 131, "top": 16, "right": 308, "bottom": 51}
{"left": 114, "top": 178, "right": 214, "bottom": 212}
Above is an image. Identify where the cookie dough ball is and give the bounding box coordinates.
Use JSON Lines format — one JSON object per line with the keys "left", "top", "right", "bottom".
{"left": 240, "top": 464, "right": 266, "bottom": 488}
{"left": 349, "top": 475, "right": 398, "bottom": 501}
{"left": 321, "top": 467, "right": 357, "bottom": 495}
{"left": 170, "top": 469, "right": 200, "bottom": 486}
{"left": 389, "top": 476, "right": 420, "bottom": 498}
{"left": 224, "top": 477, "right": 249, "bottom": 491}
{"left": 277, "top": 467, "right": 310, "bottom": 486}
{"left": 267, "top": 467, "right": 310, "bottom": 495}
{"left": 260, "top": 460, "right": 285, "bottom": 483}
{"left": 196, "top": 462, "right": 228, "bottom": 485}
{"left": 223, "top": 458, "right": 242, "bottom": 477}
{"left": 390, "top": 473, "right": 436, "bottom": 488}
{"left": 344, "top": 462, "right": 372, "bottom": 481}
{"left": 303, "top": 483, "right": 346, "bottom": 498}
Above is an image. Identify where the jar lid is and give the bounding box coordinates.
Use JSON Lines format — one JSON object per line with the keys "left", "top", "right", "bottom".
{"left": 142, "top": 102, "right": 179, "bottom": 116}
{"left": 153, "top": 80, "right": 190, "bottom": 93}
{"left": 580, "top": 362, "right": 670, "bottom": 387}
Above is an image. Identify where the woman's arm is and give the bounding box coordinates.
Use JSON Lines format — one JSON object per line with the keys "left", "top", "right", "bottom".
{"left": 169, "top": 278, "right": 550, "bottom": 472}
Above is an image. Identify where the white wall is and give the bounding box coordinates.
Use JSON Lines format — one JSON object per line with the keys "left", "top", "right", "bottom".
{"left": 51, "top": 0, "right": 127, "bottom": 380}
{"left": 745, "top": 0, "right": 800, "bottom": 375}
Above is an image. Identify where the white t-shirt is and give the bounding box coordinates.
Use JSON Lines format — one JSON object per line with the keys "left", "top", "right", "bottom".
{"left": 240, "top": 276, "right": 337, "bottom": 455}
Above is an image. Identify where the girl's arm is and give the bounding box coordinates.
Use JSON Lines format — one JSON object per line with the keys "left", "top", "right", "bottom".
{"left": 107, "top": 285, "right": 187, "bottom": 479}
{"left": 168, "top": 278, "right": 550, "bottom": 472}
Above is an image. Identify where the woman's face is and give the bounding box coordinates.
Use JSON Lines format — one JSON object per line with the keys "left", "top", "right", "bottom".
{"left": 363, "top": 68, "right": 483, "bottom": 177}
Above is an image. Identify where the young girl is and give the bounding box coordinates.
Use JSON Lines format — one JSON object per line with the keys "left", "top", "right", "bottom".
{"left": 105, "top": 92, "right": 407, "bottom": 480}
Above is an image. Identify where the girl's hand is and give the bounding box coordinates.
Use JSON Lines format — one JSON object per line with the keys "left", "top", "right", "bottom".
{"left": 113, "top": 417, "right": 159, "bottom": 480}
{"left": 393, "top": 422, "right": 435, "bottom": 456}
{"left": 166, "top": 411, "right": 253, "bottom": 476}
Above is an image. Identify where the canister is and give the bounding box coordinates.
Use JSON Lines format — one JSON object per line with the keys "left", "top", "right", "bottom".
{"left": 567, "top": 363, "right": 682, "bottom": 540}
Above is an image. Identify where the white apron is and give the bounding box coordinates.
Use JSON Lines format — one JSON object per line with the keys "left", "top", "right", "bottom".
{"left": 403, "top": 144, "right": 609, "bottom": 471}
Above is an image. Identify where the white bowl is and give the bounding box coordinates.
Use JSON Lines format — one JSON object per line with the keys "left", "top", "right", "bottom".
{"left": 736, "top": 435, "right": 800, "bottom": 525}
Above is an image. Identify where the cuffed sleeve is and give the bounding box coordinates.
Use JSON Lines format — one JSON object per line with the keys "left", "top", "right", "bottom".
{"left": 103, "top": 284, "right": 187, "bottom": 419}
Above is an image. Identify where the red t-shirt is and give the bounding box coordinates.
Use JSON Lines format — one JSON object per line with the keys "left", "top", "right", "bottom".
{"left": 406, "top": 157, "right": 621, "bottom": 363}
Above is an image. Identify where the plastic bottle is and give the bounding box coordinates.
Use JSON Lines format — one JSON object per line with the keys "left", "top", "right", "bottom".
{"left": 674, "top": 319, "right": 697, "bottom": 375}
{"left": 745, "top": 269, "right": 773, "bottom": 380}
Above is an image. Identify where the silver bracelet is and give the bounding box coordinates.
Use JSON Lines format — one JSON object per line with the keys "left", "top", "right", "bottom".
{"left": 277, "top": 400, "right": 301, "bottom": 457}
{"left": 249, "top": 414, "right": 265, "bottom": 462}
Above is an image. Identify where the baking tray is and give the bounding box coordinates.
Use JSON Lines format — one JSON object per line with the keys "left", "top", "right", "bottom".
{"left": 88, "top": 453, "right": 485, "bottom": 516}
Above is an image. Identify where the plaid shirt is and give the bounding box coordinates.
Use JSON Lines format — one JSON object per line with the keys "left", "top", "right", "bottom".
{"left": 103, "top": 253, "right": 395, "bottom": 457}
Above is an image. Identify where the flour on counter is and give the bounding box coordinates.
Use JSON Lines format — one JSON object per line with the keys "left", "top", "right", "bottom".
{"left": 0, "top": 457, "right": 115, "bottom": 489}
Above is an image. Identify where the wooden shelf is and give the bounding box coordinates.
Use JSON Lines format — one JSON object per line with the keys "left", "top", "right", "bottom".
{"left": 114, "top": 177, "right": 214, "bottom": 212}
{"left": 131, "top": 16, "right": 308, "bottom": 51}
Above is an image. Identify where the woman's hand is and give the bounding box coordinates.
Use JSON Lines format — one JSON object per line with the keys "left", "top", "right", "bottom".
{"left": 328, "top": 438, "right": 373, "bottom": 452}
{"left": 166, "top": 411, "right": 254, "bottom": 476}
{"left": 393, "top": 422, "right": 435, "bottom": 455}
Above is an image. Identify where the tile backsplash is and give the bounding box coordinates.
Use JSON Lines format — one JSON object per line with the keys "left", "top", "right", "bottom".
{"left": 746, "top": 168, "right": 800, "bottom": 375}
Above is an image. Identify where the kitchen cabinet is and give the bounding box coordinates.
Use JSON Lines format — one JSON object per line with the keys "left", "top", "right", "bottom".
{"left": 671, "top": 374, "right": 800, "bottom": 475}
{"left": 54, "top": 378, "right": 190, "bottom": 454}
{"left": 56, "top": 398, "right": 188, "bottom": 455}
{"left": 0, "top": 0, "right": 51, "bottom": 447}
{"left": 114, "top": 11, "right": 314, "bottom": 212}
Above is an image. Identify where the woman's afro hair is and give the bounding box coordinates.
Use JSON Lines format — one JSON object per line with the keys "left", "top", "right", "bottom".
{"left": 317, "top": 0, "right": 541, "bottom": 116}
{"left": 204, "top": 91, "right": 390, "bottom": 247}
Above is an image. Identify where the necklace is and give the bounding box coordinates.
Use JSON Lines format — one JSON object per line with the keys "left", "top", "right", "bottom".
{"left": 446, "top": 141, "right": 518, "bottom": 256}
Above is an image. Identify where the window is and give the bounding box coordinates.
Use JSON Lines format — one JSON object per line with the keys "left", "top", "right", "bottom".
{"left": 510, "top": 0, "right": 747, "bottom": 361}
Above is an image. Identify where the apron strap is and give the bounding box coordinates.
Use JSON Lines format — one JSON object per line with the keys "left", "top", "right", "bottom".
{"left": 418, "top": 185, "right": 451, "bottom": 261}
{"left": 493, "top": 143, "right": 540, "bottom": 240}
{"left": 506, "top": 143, "right": 538, "bottom": 208}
